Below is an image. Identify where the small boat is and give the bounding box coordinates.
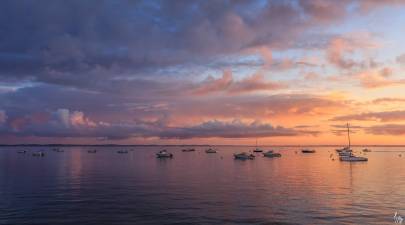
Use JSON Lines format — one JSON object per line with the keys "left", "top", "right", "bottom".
{"left": 88, "top": 150, "right": 97, "bottom": 153}
{"left": 234, "top": 152, "right": 255, "bottom": 160}
{"left": 301, "top": 149, "right": 316, "bottom": 153}
{"left": 252, "top": 138, "right": 263, "bottom": 152}
{"left": 362, "top": 148, "right": 372, "bottom": 152}
{"left": 340, "top": 154, "right": 368, "bottom": 162}
{"left": 156, "top": 150, "right": 173, "bottom": 158}
{"left": 263, "top": 151, "right": 281, "bottom": 158}
{"left": 205, "top": 148, "right": 217, "bottom": 153}
{"left": 336, "top": 146, "right": 352, "bottom": 153}
{"left": 338, "top": 151, "right": 352, "bottom": 157}
{"left": 339, "top": 123, "right": 368, "bottom": 162}
{"left": 32, "top": 152, "right": 45, "bottom": 157}
{"left": 17, "top": 150, "right": 27, "bottom": 154}
{"left": 117, "top": 150, "right": 128, "bottom": 154}
{"left": 182, "top": 148, "right": 195, "bottom": 152}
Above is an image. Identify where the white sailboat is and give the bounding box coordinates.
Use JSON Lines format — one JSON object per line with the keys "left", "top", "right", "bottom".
{"left": 339, "top": 123, "right": 368, "bottom": 162}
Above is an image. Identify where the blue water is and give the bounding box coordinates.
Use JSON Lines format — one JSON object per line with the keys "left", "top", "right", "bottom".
{"left": 1, "top": 146, "right": 405, "bottom": 224}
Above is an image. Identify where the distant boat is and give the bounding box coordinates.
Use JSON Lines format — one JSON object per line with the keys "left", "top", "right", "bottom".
{"left": 234, "top": 152, "right": 255, "bottom": 160}
{"left": 205, "top": 148, "right": 217, "bottom": 153}
{"left": 253, "top": 138, "right": 263, "bottom": 152}
{"left": 156, "top": 150, "right": 173, "bottom": 158}
{"left": 88, "top": 150, "right": 97, "bottom": 153}
{"left": 362, "top": 148, "right": 372, "bottom": 152}
{"left": 301, "top": 149, "right": 316, "bottom": 153}
{"left": 339, "top": 123, "right": 368, "bottom": 162}
{"left": 117, "top": 150, "right": 128, "bottom": 154}
{"left": 182, "top": 148, "right": 195, "bottom": 152}
{"left": 32, "top": 151, "right": 45, "bottom": 157}
{"left": 263, "top": 150, "right": 281, "bottom": 158}
{"left": 17, "top": 150, "right": 27, "bottom": 154}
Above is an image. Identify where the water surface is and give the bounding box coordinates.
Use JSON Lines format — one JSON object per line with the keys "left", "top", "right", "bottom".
{"left": 1, "top": 146, "right": 405, "bottom": 224}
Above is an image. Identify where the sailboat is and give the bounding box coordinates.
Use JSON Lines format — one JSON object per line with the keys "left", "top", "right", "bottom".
{"left": 339, "top": 123, "right": 368, "bottom": 162}
{"left": 253, "top": 138, "right": 263, "bottom": 152}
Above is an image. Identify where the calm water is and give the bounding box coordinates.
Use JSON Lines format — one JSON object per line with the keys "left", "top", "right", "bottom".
{"left": 1, "top": 146, "right": 405, "bottom": 225}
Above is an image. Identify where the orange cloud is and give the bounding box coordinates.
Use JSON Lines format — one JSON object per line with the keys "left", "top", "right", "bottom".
{"left": 192, "top": 70, "right": 285, "bottom": 95}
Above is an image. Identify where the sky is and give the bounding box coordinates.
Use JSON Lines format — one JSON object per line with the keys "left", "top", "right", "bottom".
{"left": 2, "top": 0, "right": 405, "bottom": 145}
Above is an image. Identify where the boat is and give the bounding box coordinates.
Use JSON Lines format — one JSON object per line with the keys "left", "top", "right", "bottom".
{"left": 182, "top": 148, "right": 195, "bottom": 152}
{"left": 252, "top": 138, "right": 263, "bottom": 152}
{"left": 263, "top": 151, "right": 281, "bottom": 158}
{"left": 234, "top": 152, "right": 255, "bottom": 160}
{"left": 362, "top": 148, "right": 372, "bottom": 152}
{"left": 156, "top": 150, "right": 173, "bottom": 158}
{"left": 336, "top": 146, "right": 352, "bottom": 153}
{"left": 17, "top": 150, "right": 27, "bottom": 154}
{"left": 339, "top": 123, "right": 368, "bottom": 162}
{"left": 117, "top": 150, "right": 128, "bottom": 154}
{"left": 301, "top": 149, "right": 316, "bottom": 153}
{"left": 88, "top": 150, "right": 97, "bottom": 153}
{"left": 340, "top": 155, "right": 368, "bottom": 162}
{"left": 32, "top": 152, "right": 45, "bottom": 157}
{"left": 205, "top": 148, "right": 217, "bottom": 153}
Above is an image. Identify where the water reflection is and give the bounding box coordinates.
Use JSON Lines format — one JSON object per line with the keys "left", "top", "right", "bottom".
{"left": 1, "top": 146, "right": 405, "bottom": 224}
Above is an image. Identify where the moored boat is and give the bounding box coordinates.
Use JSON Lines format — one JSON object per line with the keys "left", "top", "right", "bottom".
{"left": 263, "top": 151, "right": 281, "bottom": 158}
{"left": 234, "top": 152, "right": 255, "bottom": 160}
{"left": 32, "top": 151, "right": 45, "bottom": 157}
{"left": 205, "top": 148, "right": 217, "bottom": 153}
{"left": 182, "top": 148, "right": 195, "bottom": 152}
{"left": 339, "top": 123, "right": 368, "bottom": 162}
{"left": 362, "top": 148, "right": 372, "bottom": 152}
{"left": 17, "top": 150, "right": 27, "bottom": 154}
{"left": 156, "top": 150, "right": 173, "bottom": 158}
{"left": 301, "top": 149, "right": 316, "bottom": 153}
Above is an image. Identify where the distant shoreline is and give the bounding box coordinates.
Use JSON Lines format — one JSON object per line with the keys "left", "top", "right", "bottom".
{"left": 2, "top": 144, "right": 405, "bottom": 147}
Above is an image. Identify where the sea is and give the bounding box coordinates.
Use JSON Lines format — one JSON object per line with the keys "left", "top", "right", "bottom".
{"left": 1, "top": 145, "right": 405, "bottom": 225}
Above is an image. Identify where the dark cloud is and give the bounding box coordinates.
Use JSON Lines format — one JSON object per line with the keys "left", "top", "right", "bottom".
{"left": 331, "top": 110, "right": 405, "bottom": 122}
{"left": 0, "top": 0, "right": 400, "bottom": 85}
{"left": 365, "top": 124, "right": 405, "bottom": 136}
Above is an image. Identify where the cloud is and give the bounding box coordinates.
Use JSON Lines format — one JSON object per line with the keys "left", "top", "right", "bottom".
{"left": 331, "top": 110, "right": 405, "bottom": 122}
{"left": 396, "top": 54, "right": 405, "bottom": 66}
{"left": 192, "top": 70, "right": 285, "bottom": 95}
{"left": 365, "top": 124, "right": 405, "bottom": 136}
{"left": 159, "top": 119, "right": 319, "bottom": 139}
{"left": 372, "top": 98, "right": 405, "bottom": 104}
{"left": 355, "top": 67, "right": 405, "bottom": 88}
{"left": 326, "top": 33, "right": 379, "bottom": 70}
{"left": 0, "top": 109, "right": 319, "bottom": 140}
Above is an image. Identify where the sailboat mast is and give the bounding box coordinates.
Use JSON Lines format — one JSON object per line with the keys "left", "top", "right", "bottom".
{"left": 347, "top": 122, "right": 351, "bottom": 148}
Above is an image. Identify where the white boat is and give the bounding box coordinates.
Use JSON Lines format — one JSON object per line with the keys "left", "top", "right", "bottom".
{"left": 336, "top": 146, "right": 352, "bottom": 153}
{"left": 339, "top": 123, "right": 368, "bottom": 162}
{"left": 263, "top": 151, "right": 281, "bottom": 158}
{"left": 205, "top": 148, "right": 217, "bottom": 153}
{"left": 234, "top": 152, "right": 255, "bottom": 160}
{"left": 340, "top": 155, "right": 368, "bottom": 162}
{"left": 32, "top": 152, "right": 45, "bottom": 157}
{"left": 156, "top": 150, "right": 173, "bottom": 158}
